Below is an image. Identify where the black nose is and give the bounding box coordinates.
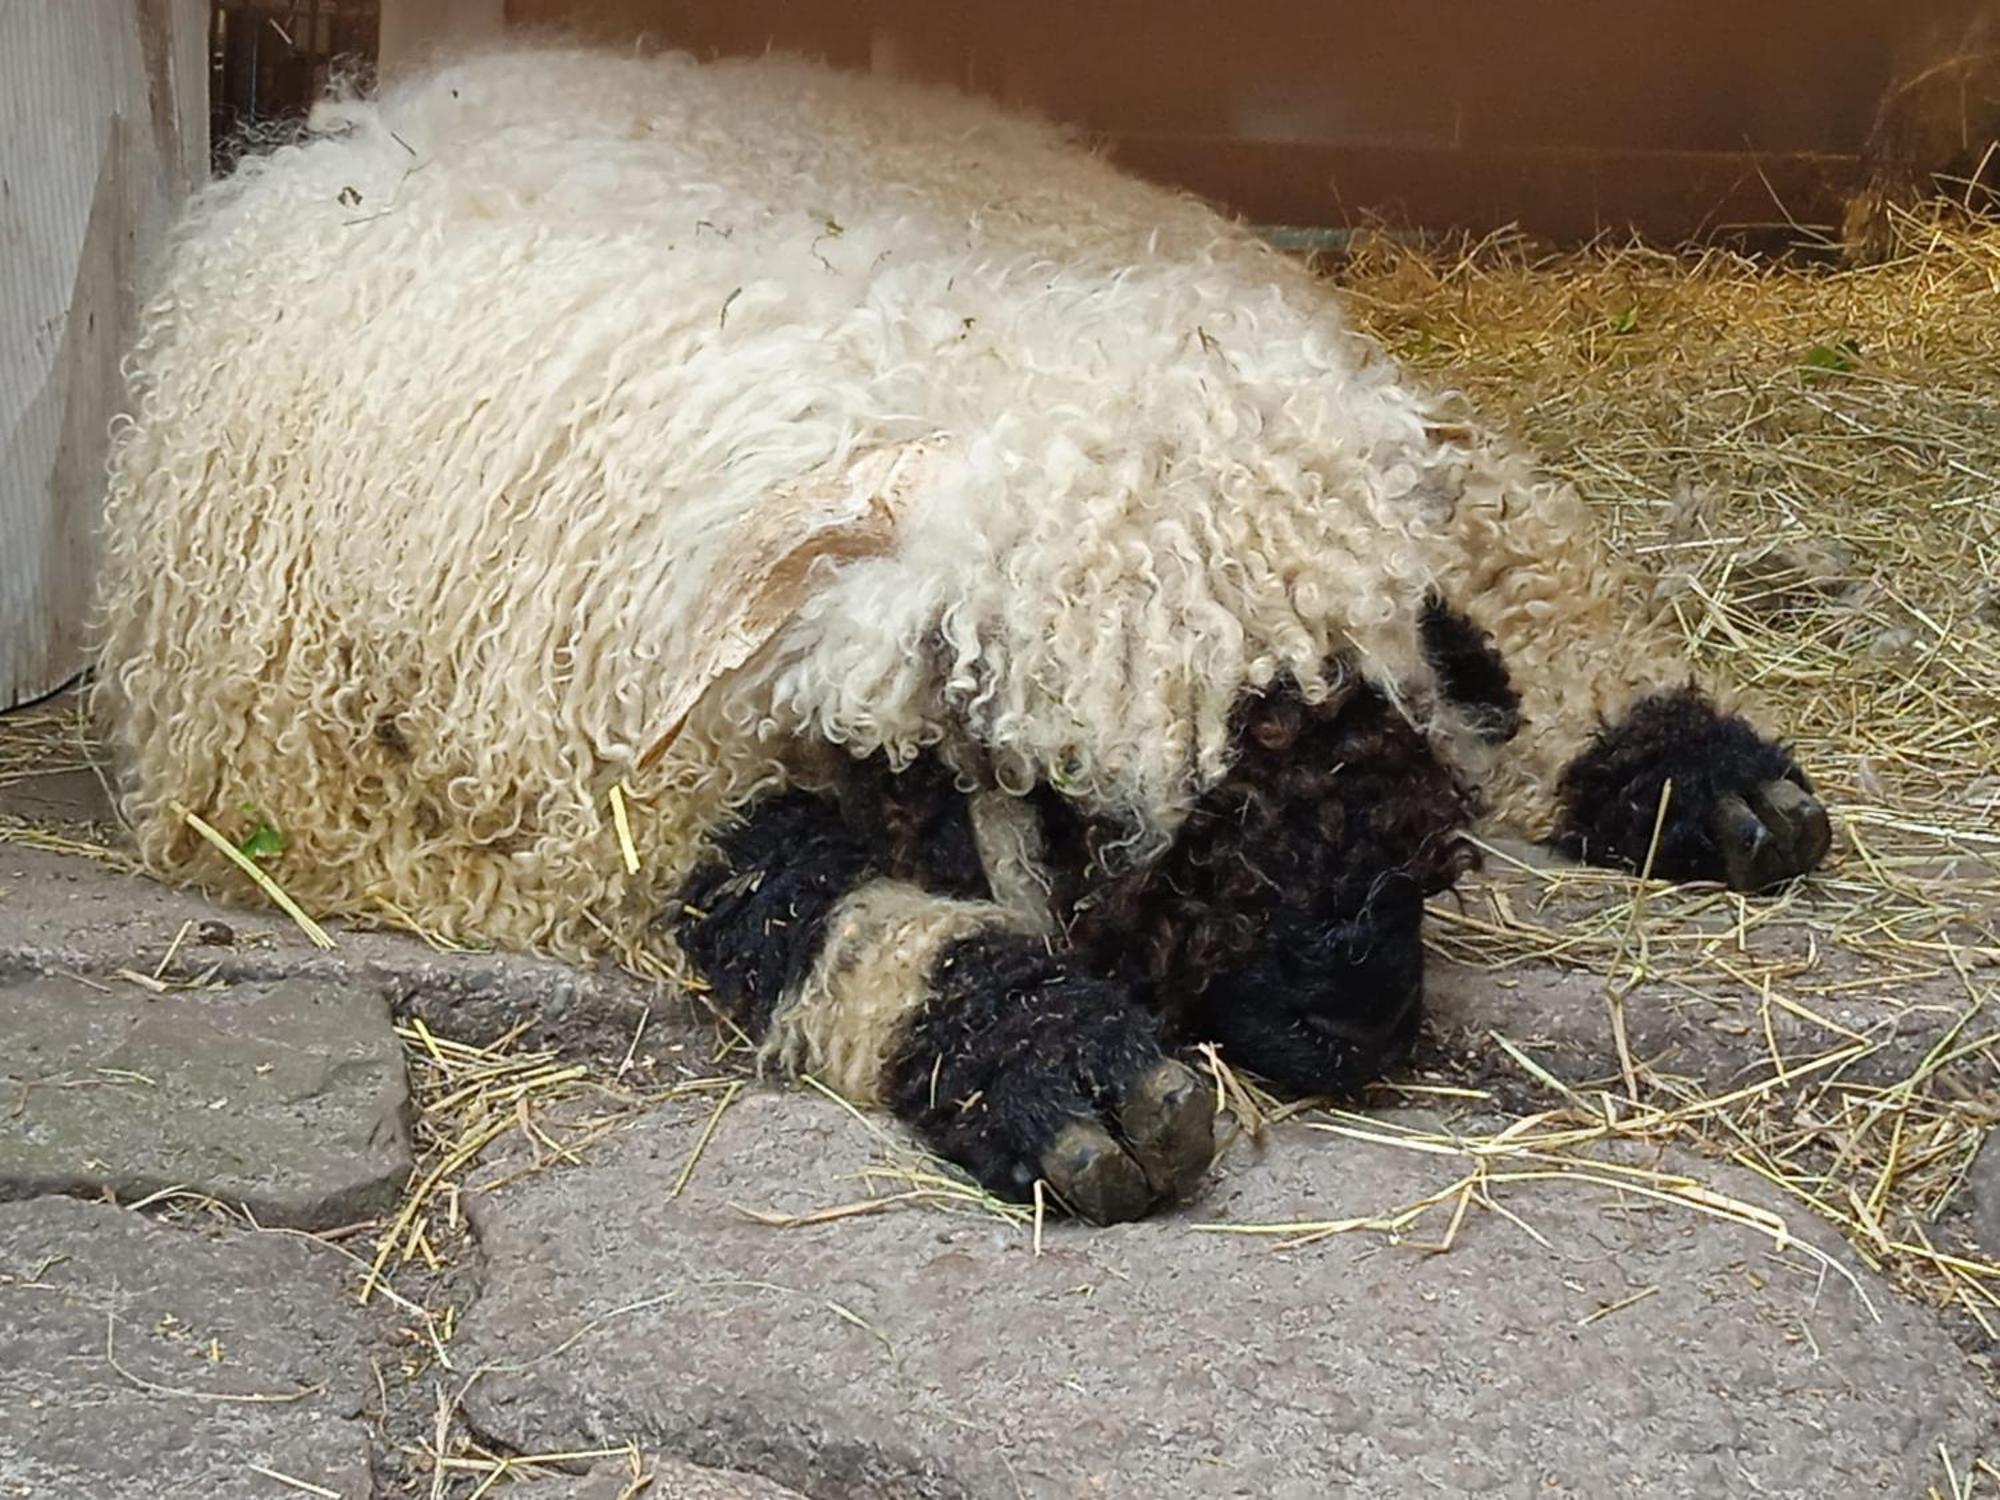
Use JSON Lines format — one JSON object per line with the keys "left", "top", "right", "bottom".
{"left": 1301, "top": 974, "right": 1422, "bottom": 1050}
{"left": 1190, "top": 895, "right": 1428, "bottom": 1096}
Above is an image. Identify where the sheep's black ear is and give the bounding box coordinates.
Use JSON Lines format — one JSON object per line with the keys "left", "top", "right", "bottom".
{"left": 1420, "top": 593, "right": 1522, "bottom": 744}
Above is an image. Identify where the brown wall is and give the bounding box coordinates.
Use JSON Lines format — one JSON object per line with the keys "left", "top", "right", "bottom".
{"left": 379, "top": 0, "right": 503, "bottom": 78}
{"left": 502, "top": 0, "right": 1983, "bottom": 244}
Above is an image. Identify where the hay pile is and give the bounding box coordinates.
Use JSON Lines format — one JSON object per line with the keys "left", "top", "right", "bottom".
{"left": 0, "top": 694, "right": 128, "bottom": 867}
{"left": 1334, "top": 207, "right": 2000, "bottom": 833}
{"left": 1310, "top": 207, "right": 2000, "bottom": 1372}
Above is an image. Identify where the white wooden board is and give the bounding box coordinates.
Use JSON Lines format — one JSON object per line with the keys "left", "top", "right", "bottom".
{"left": 0, "top": 0, "right": 207, "bottom": 708}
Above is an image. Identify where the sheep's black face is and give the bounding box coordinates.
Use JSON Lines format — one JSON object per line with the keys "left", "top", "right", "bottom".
{"left": 1043, "top": 676, "right": 1476, "bottom": 1097}
{"left": 692, "top": 680, "right": 1480, "bottom": 1223}
{"left": 1185, "top": 882, "right": 1428, "bottom": 1095}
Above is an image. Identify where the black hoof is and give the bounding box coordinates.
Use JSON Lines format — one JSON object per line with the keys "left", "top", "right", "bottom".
{"left": 1038, "top": 1059, "right": 1215, "bottom": 1224}
{"left": 1116, "top": 1058, "right": 1214, "bottom": 1203}
{"left": 1556, "top": 687, "right": 1831, "bottom": 891}
{"left": 1042, "top": 1120, "right": 1154, "bottom": 1226}
{"left": 886, "top": 934, "right": 1215, "bottom": 1224}
{"left": 1710, "top": 780, "right": 1833, "bottom": 893}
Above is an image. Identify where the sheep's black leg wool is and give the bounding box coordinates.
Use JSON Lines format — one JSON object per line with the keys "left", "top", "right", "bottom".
{"left": 672, "top": 790, "right": 877, "bottom": 1039}
{"left": 884, "top": 932, "right": 1211, "bottom": 1224}
{"left": 670, "top": 760, "right": 1212, "bottom": 1225}
{"left": 671, "top": 750, "right": 995, "bottom": 1037}
{"left": 1555, "top": 687, "right": 1831, "bottom": 891}
{"left": 827, "top": 750, "right": 991, "bottom": 901}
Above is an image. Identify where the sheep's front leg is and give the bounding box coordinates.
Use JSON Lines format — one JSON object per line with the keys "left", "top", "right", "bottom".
{"left": 1549, "top": 687, "right": 1832, "bottom": 891}
{"left": 1424, "top": 448, "right": 1832, "bottom": 891}
{"left": 670, "top": 789, "right": 1212, "bottom": 1224}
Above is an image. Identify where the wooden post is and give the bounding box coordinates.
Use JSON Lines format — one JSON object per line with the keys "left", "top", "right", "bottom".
{"left": 1845, "top": 1, "right": 2000, "bottom": 263}
{"left": 0, "top": 0, "right": 208, "bottom": 709}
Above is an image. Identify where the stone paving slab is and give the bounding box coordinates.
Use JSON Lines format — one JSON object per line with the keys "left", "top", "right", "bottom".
{"left": 5, "top": 840, "right": 1984, "bottom": 1103}
{"left": 1, "top": 758, "right": 1994, "bottom": 1497}
{"left": 0, "top": 844, "right": 657, "bottom": 1056}
{"left": 1, "top": 972, "right": 411, "bottom": 1229}
{"left": 510, "top": 1454, "right": 813, "bottom": 1499}
{"left": 0, "top": 1197, "right": 378, "bottom": 1499}
{"left": 0, "top": 766, "right": 113, "bottom": 833}
{"left": 1970, "top": 1133, "right": 2000, "bottom": 1254}
{"left": 454, "top": 1090, "right": 1998, "bottom": 1500}
{"left": 1423, "top": 848, "right": 2000, "bottom": 1095}
{"left": 1423, "top": 953, "right": 1978, "bottom": 1092}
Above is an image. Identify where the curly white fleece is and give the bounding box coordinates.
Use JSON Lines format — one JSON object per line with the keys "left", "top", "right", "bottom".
{"left": 92, "top": 44, "right": 1695, "bottom": 961}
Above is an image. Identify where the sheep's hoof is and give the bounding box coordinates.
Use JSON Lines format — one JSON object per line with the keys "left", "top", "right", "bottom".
{"left": 1555, "top": 688, "right": 1833, "bottom": 892}
{"left": 1042, "top": 1120, "right": 1155, "bottom": 1226}
{"left": 1039, "top": 1060, "right": 1214, "bottom": 1225}
{"left": 1118, "top": 1058, "right": 1215, "bottom": 1201}
{"left": 1710, "top": 780, "right": 1832, "bottom": 893}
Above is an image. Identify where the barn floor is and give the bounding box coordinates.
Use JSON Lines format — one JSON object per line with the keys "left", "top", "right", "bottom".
{"left": 4, "top": 215, "right": 2000, "bottom": 1497}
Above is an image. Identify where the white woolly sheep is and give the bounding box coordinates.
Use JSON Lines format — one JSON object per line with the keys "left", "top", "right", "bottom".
{"left": 93, "top": 46, "right": 1830, "bottom": 1222}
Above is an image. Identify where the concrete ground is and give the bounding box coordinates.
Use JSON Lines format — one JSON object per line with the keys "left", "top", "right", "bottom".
{"left": 2, "top": 698, "right": 1996, "bottom": 1498}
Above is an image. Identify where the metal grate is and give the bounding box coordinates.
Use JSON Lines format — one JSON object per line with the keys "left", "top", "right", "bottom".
{"left": 209, "top": 0, "right": 380, "bottom": 168}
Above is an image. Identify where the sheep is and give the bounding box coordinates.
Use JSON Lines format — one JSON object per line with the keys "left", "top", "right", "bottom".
{"left": 92, "top": 45, "right": 1831, "bottom": 1223}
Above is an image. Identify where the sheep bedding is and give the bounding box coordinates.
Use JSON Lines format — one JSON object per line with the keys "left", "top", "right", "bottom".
{"left": 92, "top": 45, "right": 1832, "bottom": 1223}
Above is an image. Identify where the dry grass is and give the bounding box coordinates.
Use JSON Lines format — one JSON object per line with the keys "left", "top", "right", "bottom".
{"left": 0, "top": 695, "right": 95, "bottom": 792}
{"left": 1221, "top": 203, "right": 2000, "bottom": 1343}
{"left": 1335, "top": 203, "right": 2000, "bottom": 840}
{"left": 0, "top": 693, "right": 133, "bottom": 869}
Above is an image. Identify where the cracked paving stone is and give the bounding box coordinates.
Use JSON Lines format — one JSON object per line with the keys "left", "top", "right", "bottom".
{"left": 0, "top": 1197, "right": 380, "bottom": 1498}
{"left": 0, "top": 844, "right": 655, "bottom": 1056}
{"left": 508, "top": 1454, "right": 813, "bottom": 1498}
{"left": 1967, "top": 1129, "right": 2000, "bottom": 1254}
{"left": 452, "top": 1089, "right": 2000, "bottom": 1500}
{"left": 0, "top": 972, "right": 411, "bottom": 1229}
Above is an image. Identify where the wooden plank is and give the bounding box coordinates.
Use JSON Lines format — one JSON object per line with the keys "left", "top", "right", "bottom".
{"left": 505, "top": 0, "right": 1899, "bottom": 150}
{"left": 1847, "top": 0, "right": 2000, "bottom": 259}
{"left": 380, "top": 0, "right": 503, "bottom": 79}
{"left": 1107, "top": 138, "right": 1864, "bottom": 248}
{"left": 499, "top": 0, "right": 1905, "bottom": 247}
{"left": 0, "top": 0, "right": 208, "bottom": 709}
